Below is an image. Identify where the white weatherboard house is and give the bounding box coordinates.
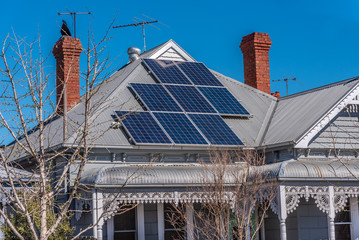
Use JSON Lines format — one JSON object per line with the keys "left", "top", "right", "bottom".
{"left": 6, "top": 32, "right": 359, "bottom": 240}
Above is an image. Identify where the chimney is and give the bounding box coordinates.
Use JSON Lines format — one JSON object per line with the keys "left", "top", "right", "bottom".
{"left": 240, "top": 32, "right": 272, "bottom": 94}
{"left": 53, "top": 36, "right": 82, "bottom": 114}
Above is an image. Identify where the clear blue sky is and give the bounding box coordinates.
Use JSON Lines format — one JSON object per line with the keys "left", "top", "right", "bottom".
{"left": 1, "top": 0, "right": 359, "bottom": 96}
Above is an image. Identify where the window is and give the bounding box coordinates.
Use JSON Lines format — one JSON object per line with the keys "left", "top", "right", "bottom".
{"left": 114, "top": 206, "right": 136, "bottom": 240}
{"left": 164, "top": 203, "right": 186, "bottom": 240}
{"left": 335, "top": 202, "right": 351, "bottom": 240}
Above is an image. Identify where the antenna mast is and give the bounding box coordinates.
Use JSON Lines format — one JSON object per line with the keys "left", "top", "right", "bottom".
{"left": 113, "top": 20, "right": 159, "bottom": 51}
{"left": 58, "top": 9, "right": 91, "bottom": 38}
{"left": 272, "top": 77, "right": 297, "bottom": 96}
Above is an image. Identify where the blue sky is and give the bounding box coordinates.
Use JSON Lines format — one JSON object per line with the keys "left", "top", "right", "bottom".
{"left": 1, "top": 0, "right": 359, "bottom": 96}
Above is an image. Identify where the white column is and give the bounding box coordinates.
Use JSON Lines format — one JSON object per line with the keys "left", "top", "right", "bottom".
{"left": 137, "top": 203, "right": 145, "bottom": 240}
{"left": 328, "top": 186, "right": 335, "bottom": 240}
{"left": 186, "top": 203, "right": 194, "bottom": 240}
{"left": 350, "top": 197, "right": 359, "bottom": 240}
{"left": 97, "top": 191, "right": 104, "bottom": 240}
{"left": 278, "top": 185, "right": 287, "bottom": 240}
{"left": 157, "top": 203, "right": 164, "bottom": 240}
{"left": 107, "top": 217, "right": 114, "bottom": 240}
{"left": 92, "top": 190, "right": 98, "bottom": 239}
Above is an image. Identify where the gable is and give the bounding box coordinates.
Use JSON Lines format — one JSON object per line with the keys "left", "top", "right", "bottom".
{"left": 309, "top": 104, "right": 359, "bottom": 149}
{"left": 157, "top": 47, "right": 186, "bottom": 61}
{"left": 143, "top": 40, "right": 195, "bottom": 62}
{"left": 294, "top": 83, "right": 359, "bottom": 149}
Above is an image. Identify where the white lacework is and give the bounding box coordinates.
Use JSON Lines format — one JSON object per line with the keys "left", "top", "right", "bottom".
{"left": 283, "top": 186, "right": 356, "bottom": 215}
{"left": 75, "top": 192, "right": 92, "bottom": 221}
{"left": 101, "top": 191, "right": 236, "bottom": 220}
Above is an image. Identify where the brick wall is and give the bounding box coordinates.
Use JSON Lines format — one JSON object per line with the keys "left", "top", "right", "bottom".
{"left": 240, "top": 32, "right": 272, "bottom": 94}
{"left": 53, "top": 37, "right": 82, "bottom": 114}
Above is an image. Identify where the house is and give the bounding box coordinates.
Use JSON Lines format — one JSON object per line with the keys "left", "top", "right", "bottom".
{"left": 6, "top": 32, "right": 359, "bottom": 240}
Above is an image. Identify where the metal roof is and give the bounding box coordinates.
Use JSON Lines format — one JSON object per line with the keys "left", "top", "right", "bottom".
{"left": 264, "top": 158, "right": 359, "bottom": 181}
{"left": 264, "top": 77, "right": 359, "bottom": 146}
{"left": 6, "top": 39, "right": 359, "bottom": 161}
{"left": 80, "top": 163, "right": 247, "bottom": 187}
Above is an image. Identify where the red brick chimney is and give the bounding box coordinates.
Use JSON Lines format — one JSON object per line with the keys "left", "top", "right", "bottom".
{"left": 240, "top": 32, "right": 272, "bottom": 94}
{"left": 53, "top": 36, "right": 82, "bottom": 114}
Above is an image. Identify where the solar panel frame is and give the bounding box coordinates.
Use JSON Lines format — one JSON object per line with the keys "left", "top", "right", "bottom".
{"left": 175, "top": 61, "right": 223, "bottom": 86}
{"left": 153, "top": 112, "right": 208, "bottom": 145}
{"left": 143, "top": 59, "right": 192, "bottom": 85}
{"left": 130, "top": 83, "right": 183, "bottom": 112}
{"left": 188, "top": 114, "right": 243, "bottom": 145}
{"left": 198, "top": 87, "right": 250, "bottom": 115}
{"left": 165, "top": 85, "right": 217, "bottom": 113}
{"left": 115, "top": 111, "right": 173, "bottom": 145}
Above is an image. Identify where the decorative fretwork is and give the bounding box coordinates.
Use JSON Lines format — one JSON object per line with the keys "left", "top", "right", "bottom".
{"left": 75, "top": 192, "right": 92, "bottom": 221}
{"left": 102, "top": 191, "right": 235, "bottom": 220}
{"left": 283, "top": 186, "right": 357, "bottom": 215}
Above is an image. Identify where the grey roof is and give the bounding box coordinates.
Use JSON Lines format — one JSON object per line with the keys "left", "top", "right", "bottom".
{"left": 6, "top": 39, "right": 359, "bottom": 161}
{"left": 80, "top": 163, "right": 247, "bottom": 187}
{"left": 264, "top": 158, "right": 359, "bottom": 181}
{"left": 264, "top": 77, "right": 359, "bottom": 146}
{"left": 0, "top": 165, "right": 39, "bottom": 182}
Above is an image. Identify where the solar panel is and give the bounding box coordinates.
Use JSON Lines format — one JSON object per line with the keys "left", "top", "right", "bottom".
{"left": 130, "top": 83, "right": 182, "bottom": 112}
{"left": 115, "top": 111, "right": 172, "bottom": 144}
{"left": 143, "top": 59, "right": 192, "bottom": 85}
{"left": 165, "top": 85, "right": 217, "bottom": 113}
{"left": 175, "top": 61, "right": 223, "bottom": 86}
{"left": 198, "top": 87, "right": 250, "bottom": 115}
{"left": 189, "top": 114, "right": 243, "bottom": 145}
{"left": 153, "top": 112, "right": 208, "bottom": 144}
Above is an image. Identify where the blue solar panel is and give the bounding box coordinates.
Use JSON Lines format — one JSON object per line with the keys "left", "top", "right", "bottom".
{"left": 198, "top": 87, "right": 250, "bottom": 115}
{"left": 165, "top": 85, "right": 217, "bottom": 113}
{"left": 189, "top": 114, "right": 243, "bottom": 145}
{"left": 143, "top": 59, "right": 192, "bottom": 85}
{"left": 130, "top": 83, "right": 182, "bottom": 112}
{"left": 176, "top": 61, "right": 223, "bottom": 86}
{"left": 115, "top": 111, "right": 172, "bottom": 144}
{"left": 153, "top": 113, "right": 208, "bottom": 144}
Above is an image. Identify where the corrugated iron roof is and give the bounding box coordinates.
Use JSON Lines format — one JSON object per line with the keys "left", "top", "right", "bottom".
{"left": 264, "top": 77, "right": 359, "bottom": 146}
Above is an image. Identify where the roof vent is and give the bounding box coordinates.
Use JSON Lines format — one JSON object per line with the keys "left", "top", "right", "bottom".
{"left": 127, "top": 47, "right": 141, "bottom": 62}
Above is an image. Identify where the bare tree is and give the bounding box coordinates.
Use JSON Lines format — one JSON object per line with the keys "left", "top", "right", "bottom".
{"left": 166, "top": 149, "right": 277, "bottom": 240}
{"left": 0, "top": 19, "right": 138, "bottom": 240}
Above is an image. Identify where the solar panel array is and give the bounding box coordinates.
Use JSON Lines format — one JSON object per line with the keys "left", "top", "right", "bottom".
{"left": 198, "top": 87, "right": 250, "bottom": 115}
{"left": 175, "top": 61, "right": 223, "bottom": 86}
{"left": 115, "top": 111, "right": 171, "bottom": 144}
{"left": 130, "top": 83, "right": 182, "bottom": 112}
{"left": 117, "top": 59, "right": 251, "bottom": 146}
{"left": 165, "top": 85, "right": 217, "bottom": 113}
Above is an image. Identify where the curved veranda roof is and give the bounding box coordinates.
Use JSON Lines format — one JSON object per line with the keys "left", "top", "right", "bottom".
{"left": 79, "top": 159, "right": 359, "bottom": 188}
{"left": 80, "top": 163, "right": 248, "bottom": 187}
{"left": 264, "top": 159, "right": 359, "bottom": 181}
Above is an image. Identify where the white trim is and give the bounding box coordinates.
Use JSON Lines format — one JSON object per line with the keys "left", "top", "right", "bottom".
{"left": 137, "top": 203, "right": 145, "bottom": 240}
{"left": 97, "top": 191, "right": 104, "bottom": 240}
{"left": 157, "top": 203, "right": 164, "bottom": 240}
{"left": 186, "top": 203, "right": 194, "bottom": 240}
{"left": 148, "top": 40, "right": 195, "bottom": 62}
{"left": 278, "top": 185, "right": 287, "bottom": 240}
{"left": 295, "top": 83, "right": 359, "bottom": 148}
{"left": 107, "top": 217, "right": 114, "bottom": 240}
{"left": 350, "top": 197, "right": 359, "bottom": 240}
{"left": 92, "top": 190, "right": 98, "bottom": 239}
{"left": 328, "top": 186, "right": 335, "bottom": 240}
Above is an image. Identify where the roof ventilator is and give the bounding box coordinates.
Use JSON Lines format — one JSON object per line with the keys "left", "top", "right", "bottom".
{"left": 128, "top": 47, "right": 141, "bottom": 62}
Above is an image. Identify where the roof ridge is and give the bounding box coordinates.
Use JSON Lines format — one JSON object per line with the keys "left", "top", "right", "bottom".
{"left": 280, "top": 76, "right": 359, "bottom": 100}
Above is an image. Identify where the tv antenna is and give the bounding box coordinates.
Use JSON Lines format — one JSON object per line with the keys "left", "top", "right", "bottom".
{"left": 272, "top": 76, "right": 301, "bottom": 96}
{"left": 113, "top": 16, "right": 163, "bottom": 52}
{"left": 58, "top": 9, "right": 91, "bottom": 38}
